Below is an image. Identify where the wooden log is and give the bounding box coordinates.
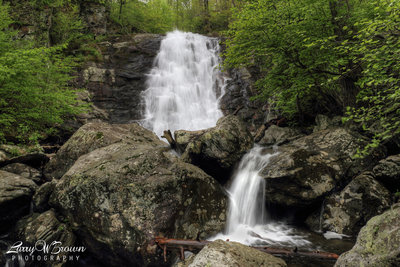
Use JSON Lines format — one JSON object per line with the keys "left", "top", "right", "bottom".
{"left": 161, "top": 130, "right": 176, "bottom": 149}
{"left": 154, "top": 237, "right": 339, "bottom": 262}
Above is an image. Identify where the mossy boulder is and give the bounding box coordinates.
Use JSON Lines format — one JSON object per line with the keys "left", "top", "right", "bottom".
{"left": 306, "top": 172, "right": 391, "bottom": 235}
{"left": 44, "top": 122, "right": 161, "bottom": 179}
{"left": 175, "top": 239, "right": 286, "bottom": 267}
{"left": 49, "top": 125, "right": 226, "bottom": 267}
{"left": 335, "top": 203, "right": 400, "bottom": 267}
{"left": 180, "top": 115, "right": 253, "bottom": 183}
{"left": 261, "top": 127, "right": 385, "bottom": 208}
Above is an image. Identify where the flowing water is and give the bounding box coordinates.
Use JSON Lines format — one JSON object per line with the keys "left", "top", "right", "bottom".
{"left": 142, "top": 30, "right": 226, "bottom": 137}
{"left": 211, "top": 146, "right": 311, "bottom": 247}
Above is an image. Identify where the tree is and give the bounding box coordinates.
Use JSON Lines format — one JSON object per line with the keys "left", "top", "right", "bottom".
{"left": 0, "top": 1, "right": 86, "bottom": 144}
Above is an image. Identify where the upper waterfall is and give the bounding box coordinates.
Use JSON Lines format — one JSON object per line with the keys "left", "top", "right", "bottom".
{"left": 142, "top": 30, "right": 226, "bottom": 137}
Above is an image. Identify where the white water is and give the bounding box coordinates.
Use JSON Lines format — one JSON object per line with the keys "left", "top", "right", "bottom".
{"left": 211, "top": 146, "right": 310, "bottom": 247}
{"left": 142, "top": 30, "right": 225, "bottom": 137}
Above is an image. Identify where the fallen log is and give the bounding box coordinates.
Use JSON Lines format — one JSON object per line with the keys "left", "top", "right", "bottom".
{"left": 161, "top": 130, "right": 176, "bottom": 149}
{"left": 154, "top": 237, "right": 339, "bottom": 262}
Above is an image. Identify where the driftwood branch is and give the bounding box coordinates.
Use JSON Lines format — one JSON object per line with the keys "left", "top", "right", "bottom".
{"left": 161, "top": 130, "right": 176, "bottom": 149}
{"left": 154, "top": 237, "right": 339, "bottom": 262}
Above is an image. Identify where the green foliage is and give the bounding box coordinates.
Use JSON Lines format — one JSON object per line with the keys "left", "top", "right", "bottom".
{"left": 110, "top": 0, "right": 175, "bottom": 34}
{"left": 50, "top": 4, "right": 83, "bottom": 45}
{"left": 0, "top": 2, "right": 86, "bottom": 144}
{"left": 225, "top": 0, "right": 400, "bottom": 155}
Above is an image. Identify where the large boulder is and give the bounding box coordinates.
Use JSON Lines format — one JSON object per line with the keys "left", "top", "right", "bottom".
{"left": 261, "top": 127, "right": 385, "bottom": 208}
{"left": 180, "top": 115, "right": 253, "bottom": 183}
{"left": 373, "top": 154, "right": 400, "bottom": 191}
{"left": 0, "top": 170, "right": 37, "bottom": 233}
{"left": 258, "top": 125, "right": 302, "bottom": 146}
{"left": 44, "top": 122, "right": 161, "bottom": 179}
{"left": 175, "top": 240, "right": 286, "bottom": 267}
{"left": 335, "top": 203, "right": 400, "bottom": 267}
{"left": 306, "top": 172, "right": 391, "bottom": 235}
{"left": 33, "top": 181, "right": 57, "bottom": 212}
{"left": 49, "top": 125, "right": 227, "bottom": 267}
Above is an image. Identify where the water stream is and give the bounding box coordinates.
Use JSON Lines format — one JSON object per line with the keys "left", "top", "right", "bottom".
{"left": 142, "top": 30, "right": 226, "bottom": 137}
{"left": 211, "top": 146, "right": 311, "bottom": 247}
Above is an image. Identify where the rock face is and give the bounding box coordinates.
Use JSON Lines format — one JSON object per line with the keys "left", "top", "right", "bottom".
{"left": 335, "top": 203, "right": 400, "bottom": 267}
{"left": 44, "top": 122, "right": 161, "bottom": 179}
{"left": 49, "top": 124, "right": 226, "bottom": 267}
{"left": 180, "top": 115, "right": 253, "bottom": 183}
{"left": 0, "top": 170, "right": 37, "bottom": 233}
{"left": 220, "top": 67, "right": 265, "bottom": 133}
{"left": 306, "top": 172, "right": 391, "bottom": 235}
{"left": 78, "top": 34, "right": 162, "bottom": 123}
{"left": 373, "top": 154, "right": 400, "bottom": 191}
{"left": 261, "top": 127, "right": 385, "bottom": 208}
{"left": 258, "top": 125, "right": 302, "bottom": 146}
{"left": 33, "top": 181, "right": 56, "bottom": 212}
{"left": 175, "top": 240, "right": 286, "bottom": 267}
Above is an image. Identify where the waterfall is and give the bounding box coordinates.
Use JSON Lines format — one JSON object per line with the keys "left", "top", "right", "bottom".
{"left": 211, "top": 146, "right": 310, "bottom": 247}
{"left": 142, "top": 30, "right": 225, "bottom": 137}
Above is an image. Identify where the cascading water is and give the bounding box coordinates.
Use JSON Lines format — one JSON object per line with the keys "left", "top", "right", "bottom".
{"left": 142, "top": 30, "right": 226, "bottom": 137}
{"left": 211, "top": 146, "right": 311, "bottom": 247}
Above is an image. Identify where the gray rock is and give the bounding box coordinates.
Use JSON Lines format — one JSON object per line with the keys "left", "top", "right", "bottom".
{"left": 258, "top": 125, "right": 302, "bottom": 146}
{"left": 373, "top": 154, "right": 400, "bottom": 191}
{"left": 180, "top": 115, "right": 253, "bottom": 183}
{"left": 1, "top": 163, "right": 42, "bottom": 184}
{"left": 33, "top": 181, "right": 56, "bottom": 212}
{"left": 49, "top": 124, "right": 226, "bottom": 267}
{"left": 44, "top": 122, "right": 162, "bottom": 179}
{"left": 306, "top": 172, "right": 391, "bottom": 235}
{"left": 313, "top": 115, "right": 342, "bottom": 133}
{"left": 12, "top": 210, "right": 76, "bottom": 267}
{"left": 335, "top": 203, "right": 400, "bottom": 267}
{"left": 175, "top": 239, "right": 286, "bottom": 267}
{"left": 261, "top": 127, "right": 385, "bottom": 208}
{"left": 0, "top": 170, "right": 37, "bottom": 233}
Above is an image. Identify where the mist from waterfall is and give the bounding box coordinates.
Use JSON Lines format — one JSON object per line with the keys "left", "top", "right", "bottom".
{"left": 142, "top": 30, "right": 225, "bottom": 137}
{"left": 211, "top": 146, "right": 310, "bottom": 247}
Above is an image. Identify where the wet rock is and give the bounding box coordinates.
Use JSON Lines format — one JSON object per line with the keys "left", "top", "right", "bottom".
{"left": 33, "top": 181, "right": 56, "bottom": 212}
{"left": 49, "top": 125, "right": 226, "bottom": 267}
{"left": 11, "top": 210, "right": 76, "bottom": 266}
{"left": 335, "top": 203, "right": 400, "bottom": 267}
{"left": 306, "top": 172, "right": 391, "bottom": 235}
{"left": 44, "top": 122, "right": 161, "bottom": 179}
{"left": 373, "top": 154, "right": 400, "bottom": 191}
{"left": 258, "top": 125, "right": 302, "bottom": 146}
{"left": 175, "top": 240, "right": 286, "bottom": 267}
{"left": 174, "top": 129, "right": 207, "bottom": 153}
{"left": 0, "top": 170, "right": 37, "bottom": 233}
{"left": 180, "top": 115, "right": 253, "bottom": 183}
{"left": 261, "top": 127, "right": 385, "bottom": 208}
{"left": 1, "top": 163, "right": 42, "bottom": 184}
{"left": 220, "top": 66, "right": 265, "bottom": 133}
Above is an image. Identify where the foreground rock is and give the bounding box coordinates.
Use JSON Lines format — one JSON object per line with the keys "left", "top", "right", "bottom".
{"left": 261, "top": 127, "right": 385, "bottom": 208}
{"left": 44, "top": 122, "right": 161, "bottom": 179}
{"left": 11, "top": 210, "right": 76, "bottom": 266}
{"left": 306, "top": 172, "right": 391, "bottom": 235}
{"left": 373, "top": 154, "right": 400, "bottom": 191}
{"left": 49, "top": 124, "right": 226, "bottom": 267}
{"left": 180, "top": 115, "right": 253, "bottom": 183}
{"left": 335, "top": 203, "right": 400, "bottom": 267}
{"left": 0, "top": 170, "right": 37, "bottom": 233}
{"left": 175, "top": 240, "right": 286, "bottom": 267}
